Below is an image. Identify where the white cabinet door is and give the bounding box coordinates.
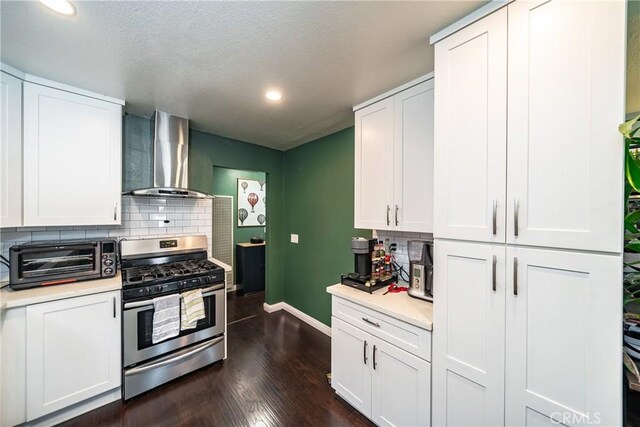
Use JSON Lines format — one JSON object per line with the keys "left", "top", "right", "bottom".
{"left": 432, "top": 240, "right": 505, "bottom": 426}
{"left": 23, "top": 82, "right": 122, "bottom": 226}
{"left": 393, "top": 79, "right": 434, "bottom": 233}
{"left": 26, "top": 291, "right": 121, "bottom": 421}
{"left": 0, "top": 71, "right": 22, "bottom": 227}
{"left": 433, "top": 8, "right": 507, "bottom": 243}
{"left": 371, "top": 337, "right": 431, "bottom": 427}
{"left": 506, "top": 0, "right": 626, "bottom": 253}
{"left": 355, "top": 98, "right": 394, "bottom": 230}
{"left": 505, "top": 247, "right": 622, "bottom": 427}
{"left": 331, "top": 316, "right": 372, "bottom": 417}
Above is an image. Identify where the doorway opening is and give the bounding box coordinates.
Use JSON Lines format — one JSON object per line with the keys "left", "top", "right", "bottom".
{"left": 211, "top": 166, "right": 267, "bottom": 324}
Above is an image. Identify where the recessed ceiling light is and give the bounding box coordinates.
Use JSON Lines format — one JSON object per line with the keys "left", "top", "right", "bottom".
{"left": 265, "top": 91, "right": 282, "bottom": 101}
{"left": 38, "top": 0, "right": 76, "bottom": 16}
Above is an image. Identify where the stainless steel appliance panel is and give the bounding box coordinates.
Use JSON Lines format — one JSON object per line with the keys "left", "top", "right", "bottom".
{"left": 123, "top": 336, "right": 224, "bottom": 400}
{"left": 123, "top": 285, "right": 225, "bottom": 367}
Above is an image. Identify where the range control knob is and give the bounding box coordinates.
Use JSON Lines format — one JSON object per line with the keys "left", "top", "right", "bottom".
{"left": 104, "top": 267, "right": 114, "bottom": 275}
{"left": 177, "top": 281, "right": 186, "bottom": 289}
{"left": 156, "top": 285, "right": 164, "bottom": 292}
{"left": 104, "top": 259, "right": 114, "bottom": 266}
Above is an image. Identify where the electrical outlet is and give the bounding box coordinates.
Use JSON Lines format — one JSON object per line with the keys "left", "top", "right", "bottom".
{"left": 291, "top": 234, "right": 299, "bottom": 244}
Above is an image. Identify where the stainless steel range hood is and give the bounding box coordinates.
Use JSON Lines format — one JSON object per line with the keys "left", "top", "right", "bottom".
{"left": 130, "top": 111, "right": 211, "bottom": 198}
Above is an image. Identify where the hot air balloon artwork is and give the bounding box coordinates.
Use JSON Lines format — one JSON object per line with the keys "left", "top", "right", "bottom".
{"left": 237, "top": 177, "right": 267, "bottom": 226}
{"left": 238, "top": 208, "right": 248, "bottom": 225}
{"left": 247, "top": 193, "right": 259, "bottom": 213}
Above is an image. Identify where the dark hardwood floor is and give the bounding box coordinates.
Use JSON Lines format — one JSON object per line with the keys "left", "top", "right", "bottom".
{"left": 227, "top": 290, "right": 266, "bottom": 324}
{"left": 59, "top": 292, "right": 373, "bottom": 427}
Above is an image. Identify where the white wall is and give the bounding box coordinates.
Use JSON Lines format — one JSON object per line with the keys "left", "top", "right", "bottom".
{"left": 0, "top": 196, "right": 213, "bottom": 282}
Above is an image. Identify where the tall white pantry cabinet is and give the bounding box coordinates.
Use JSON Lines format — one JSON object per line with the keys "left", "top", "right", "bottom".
{"left": 431, "top": 1, "right": 626, "bottom": 427}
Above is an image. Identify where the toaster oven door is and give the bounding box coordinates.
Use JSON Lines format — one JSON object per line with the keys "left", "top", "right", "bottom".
{"left": 10, "top": 244, "right": 100, "bottom": 287}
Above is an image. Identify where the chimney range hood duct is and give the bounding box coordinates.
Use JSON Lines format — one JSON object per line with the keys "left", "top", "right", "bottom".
{"left": 129, "top": 111, "right": 211, "bottom": 198}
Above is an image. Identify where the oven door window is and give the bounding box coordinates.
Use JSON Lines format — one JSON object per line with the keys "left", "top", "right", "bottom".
{"left": 137, "top": 294, "right": 217, "bottom": 350}
{"left": 19, "top": 247, "right": 97, "bottom": 280}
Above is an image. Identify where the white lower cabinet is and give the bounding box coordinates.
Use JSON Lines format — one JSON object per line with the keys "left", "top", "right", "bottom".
{"left": 433, "top": 240, "right": 622, "bottom": 426}
{"left": 432, "top": 240, "right": 505, "bottom": 427}
{"left": 371, "top": 338, "right": 431, "bottom": 427}
{"left": 1, "top": 291, "right": 122, "bottom": 424}
{"left": 332, "top": 301, "right": 431, "bottom": 427}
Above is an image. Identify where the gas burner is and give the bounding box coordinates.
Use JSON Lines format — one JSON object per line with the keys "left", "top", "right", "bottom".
{"left": 122, "top": 258, "right": 220, "bottom": 287}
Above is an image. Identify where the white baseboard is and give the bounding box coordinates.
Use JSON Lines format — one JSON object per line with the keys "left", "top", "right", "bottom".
{"left": 263, "top": 301, "right": 285, "bottom": 313}
{"left": 263, "top": 302, "right": 331, "bottom": 337}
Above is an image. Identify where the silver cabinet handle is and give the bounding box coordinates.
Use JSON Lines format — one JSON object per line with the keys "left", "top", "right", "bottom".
{"left": 373, "top": 344, "right": 377, "bottom": 370}
{"left": 386, "top": 205, "right": 390, "bottom": 226}
{"left": 364, "top": 340, "right": 368, "bottom": 365}
{"left": 395, "top": 205, "right": 399, "bottom": 226}
{"left": 492, "top": 199, "right": 497, "bottom": 235}
{"left": 124, "top": 336, "right": 223, "bottom": 376}
{"left": 113, "top": 202, "right": 117, "bottom": 221}
{"left": 492, "top": 255, "right": 497, "bottom": 292}
{"left": 513, "top": 257, "right": 518, "bottom": 296}
{"left": 113, "top": 297, "right": 116, "bottom": 318}
{"left": 514, "top": 199, "right": 519, "bottom": 236}
{"left": 362, "top": 317, "right": 380, "bottom": 327}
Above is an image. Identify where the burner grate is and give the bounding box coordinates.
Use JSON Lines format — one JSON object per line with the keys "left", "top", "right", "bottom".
{"left": 123, "top": 259, "right": 219, "bottom": 285}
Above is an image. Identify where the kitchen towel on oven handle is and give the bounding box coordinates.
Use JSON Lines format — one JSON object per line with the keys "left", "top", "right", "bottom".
{"left": 181, "top": 289, "right": 205, "bottom": 331}
{"left": 152, "top": 294, "right": 180, "bottom": 344}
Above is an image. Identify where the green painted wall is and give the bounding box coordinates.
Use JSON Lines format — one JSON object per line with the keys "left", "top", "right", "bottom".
{"left": 211, "top": 167, "right": 267, "bottom": 274}
{"left": 189, "top": 128, "right": 285, "bottom": 304}
{"left": 122, "top": 114, "right": 284, "bottom": 304}
{"left": 282, "top": 127, "right": 371, "bottom": 326}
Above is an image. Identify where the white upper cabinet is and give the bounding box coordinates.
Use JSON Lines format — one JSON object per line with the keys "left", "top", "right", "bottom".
{"left": 505, "top": 247, "right": 622, "bottom": 426}
{"left": 506, "top": 0, "right": 625, "bottom": 253}
{"left": 432, "top": 240, "right": 505, "bottom": 426}
{"left": 393, "top": 80, "right": 435, "bottom": 233}
{"left": 355, "top": 77, "right": 435, "bottom": 233}
{"left": 355, "top": 98, "right": 394, "bottom": 230}
{"left": 23, "top": 82, "right": 122, "bottom": 226}
{"left": 433, "top": 8, "right": 507, "bottom": 243}
{"left": 0, "top": 71, "right": 22, "bottom": 227}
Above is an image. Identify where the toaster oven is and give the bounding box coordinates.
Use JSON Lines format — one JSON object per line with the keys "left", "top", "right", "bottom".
{"left": 9, "top": 240, "right": 117, "bottom": 290}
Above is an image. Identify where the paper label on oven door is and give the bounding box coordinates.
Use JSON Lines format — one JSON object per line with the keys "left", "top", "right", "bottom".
{"left": 159, "top": 240, "right": 178, "bottom": 249}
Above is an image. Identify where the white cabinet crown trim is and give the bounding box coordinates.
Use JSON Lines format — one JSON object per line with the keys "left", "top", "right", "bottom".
{"left": 353, "top": 72, "right": 434, "bottom": 112}
{"left": 429, "top": 0, "right": 514, "bottom": 45}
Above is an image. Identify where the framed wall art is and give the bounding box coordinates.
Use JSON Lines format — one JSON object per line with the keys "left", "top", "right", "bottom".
{"left": 237, "top": 178, "right": 266, "bottom": 227}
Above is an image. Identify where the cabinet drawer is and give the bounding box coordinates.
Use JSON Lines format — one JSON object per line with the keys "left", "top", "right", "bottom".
{"left": 332, "top": 297, "right": 431, "bottom": 362}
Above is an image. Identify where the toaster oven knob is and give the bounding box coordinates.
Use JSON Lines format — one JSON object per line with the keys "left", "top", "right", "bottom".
{"left": 104, "top": 259, "right": 114, "bottom": 266}
{"left": 104, "top": 267, "right": 114, "bottom": 275}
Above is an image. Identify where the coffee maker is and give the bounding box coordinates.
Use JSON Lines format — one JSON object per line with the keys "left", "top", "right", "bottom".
{"left": 341, "top": 237, "right": 396, "bottom": 293}
{"left": 407, "top": 240, "right": 434, "bottom": 301}
{"left": 351, "top": 237, "right": 376, "bottom": 279}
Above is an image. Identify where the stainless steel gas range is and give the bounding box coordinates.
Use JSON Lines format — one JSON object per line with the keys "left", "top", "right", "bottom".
{"left": 120, "top": 235, "right": 226, "bottom": 400}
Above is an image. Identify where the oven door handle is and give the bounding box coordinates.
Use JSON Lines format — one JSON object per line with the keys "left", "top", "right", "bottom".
{"left": 123, "top": 284, "right": 225, "bottom": 309}
{"left": 124, "top": 336, "right": 224, "bottom": 376}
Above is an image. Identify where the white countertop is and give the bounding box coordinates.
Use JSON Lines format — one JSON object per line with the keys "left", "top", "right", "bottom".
{"left": 327, "top": 283, "right": 433, "bottom": 331}
{"left": 1, "top": 273, "right": 123, "bottom": 311}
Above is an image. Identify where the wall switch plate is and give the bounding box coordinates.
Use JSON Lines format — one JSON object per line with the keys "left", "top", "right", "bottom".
{"left": 291, "top": 234, "right": 299, "bottom": 244}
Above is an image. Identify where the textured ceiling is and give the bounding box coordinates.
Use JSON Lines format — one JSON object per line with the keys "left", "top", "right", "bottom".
{"left": 0, "top": 1, "right": 483, "bottom": 150}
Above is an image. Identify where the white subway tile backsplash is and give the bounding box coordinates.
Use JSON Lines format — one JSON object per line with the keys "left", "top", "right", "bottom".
{"left": 0, "top": 197, "right": 214, "bottom": 268}
{"left": 60, "top": 230, "right": 87, "bottom": 240}
{"left": 129, "top": 213, "right": 149, "bottom": 221}
{"left": 32, "top": 231, "right": 61, "bottom": 241}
